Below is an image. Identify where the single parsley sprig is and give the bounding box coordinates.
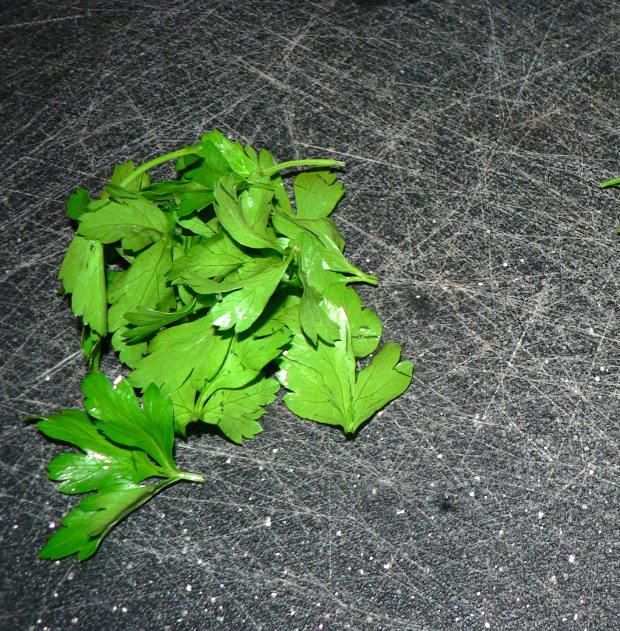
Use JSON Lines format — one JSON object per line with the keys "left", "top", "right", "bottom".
{"left": 33, "top": 372, "right": 203, "bottom": 561}
{"left": 37, "top": 129, "right": 413, "bottom": 560}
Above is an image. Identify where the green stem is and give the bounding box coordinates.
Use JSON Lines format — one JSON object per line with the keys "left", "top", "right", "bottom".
{"left": 175, "top": 470, "right": 205, "bottom": 483}
{"left": 261, "top": 159, "right": 345, "bottom": 178}
{"left": 119, "top": 147, "right": 199, "bottom": 188}
{"left": 152, "top": 465, "right": 204, "bottom": 483}
{"left": 600, "top": 177, "right": 620, "bottom": 189}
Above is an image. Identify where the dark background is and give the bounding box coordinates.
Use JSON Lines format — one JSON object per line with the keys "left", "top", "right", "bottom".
{"left": 1, "top": 1, "right": 618, "bottom": 630}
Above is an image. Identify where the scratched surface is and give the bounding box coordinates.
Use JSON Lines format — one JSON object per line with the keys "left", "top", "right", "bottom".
{"left": 0, "top": 1, "right": 618, "bottom": 630}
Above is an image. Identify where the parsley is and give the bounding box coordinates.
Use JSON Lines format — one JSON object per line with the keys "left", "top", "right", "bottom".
{"left": 33, "top": 373, "right": 203, "bottom": 561}
{"left": 600, "top": 176, "right": 620, "bottom": 232}
{"left": 36, "top": 130, "right": 413, "bottom": 560}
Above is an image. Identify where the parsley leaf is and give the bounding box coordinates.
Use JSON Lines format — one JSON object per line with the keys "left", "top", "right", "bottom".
{"left": 166, "top": 231, "right": 251, "bottom": 289}
{"left": 214, "top": 175, "right": 283, "bottom": 252}
{"left": 58, "top": 236, "right": 107, "bottom": 337}
{"left": 276, "top": 297, "right": 412, "bottom": 435}
{"left": 201, "top": 377, "right": 280, "bottom": 444}
{"left": 35, "top": 373, "right": 203, "bottom": 560}
{"left": 78, "top": 197, "right": 170, "bottom": 252}
{"left": 294, "top": 169, "right": 344, "bottom": 219}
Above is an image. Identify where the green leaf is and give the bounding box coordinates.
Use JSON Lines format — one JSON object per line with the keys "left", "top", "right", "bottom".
{"left": 276, "top": 305, "right": 412, "bottom": 435}
{"left": 200, "top": 130, "right": 258, "bottom": 178}
{"left": 272, "top": 213, "right": 376, "bottom": 285}
{"left": 122, "top": 300, "right": 199, "bottom": 344}
{"left": 39, "top": 481, "right": 170, "bottom": 561}
{"left": 167, "top": 231, "right": 251, "bottom": 289}
{"left": 80, "top": 483, "right": 167, "bottom": 537}
{"left": 239, "top": 184, "right": 273, "bottom": 235}
{"left": 36, "top": 409, "right": 157, "bottom": 492}
{"left": 201, "top": 377, "right": 280, "bottom": 444}
{"left": 200, "top": 325, "right": 291, "bottom": 400}
{"left": 294, "top": 170, "right": 344, "bottom": 219}
{"left": 82, "top": 372, "right": 177, "bottom": 471}
{"left": 107, "top": 239, "right": 174, "bottom": 333}
{"left": 177, "top": 191, "right": 214, "bottom": 217}
{"left": 111, "top": 329, "right": 148, "bottom": 369}
{"left": 129, "top": 314, "right": 233, "bottom": 394}
{"left": 324, "top": 284, "right": 382, "bottom": 358}
{"left": 214, "top": 175, "right": 282, "bottom": 252}
{"left": 353, "top": 343, "right": 413, "bottom": 424}
{"left": 39, "top": 504, "right": 101, "bottom": 561}
{"left": 78, "top": 197, "right": 170, "bottom": 251}
{"left": 66, "top": 188, "right": 91, "bottom": 220}
{"left": 174, "top": 213, "right": 220, "bottom": 237}
{"left": 209, "top": 257, "right": 289, "bottom": 333}
{"left": 58, "top": 236, "right": 107, "bottom": 336}
{"left": 36, "top": 378, "right": 203, "bottom": 561}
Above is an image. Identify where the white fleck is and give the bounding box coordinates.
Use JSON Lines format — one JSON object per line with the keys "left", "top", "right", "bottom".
{"left": 396, "top": 508, "right": 405, "bottom": 515}
{"left": 335, "top": 530, "right": 342, "bottom": 536}
{"left": 568, "top": 554, "right": 576, "bottom": 563}
{"left": 594, "top": 376, "right": 600, "bottom": 382}
{"left": 271, "top": 592, "right": 277, "bottom": 598}
{"left": 485, "top": 623, "right": 491, "bottom": 629}
{"left": 436, "top": 453, "right": 443, "bottom": 459}
{"left": 48, "top": 522, "right": 55, "bottom": 529}
{"left": 537, "top": 511, "right": 544, "bottom": 519}
{"left": 44, "top": 375, "right": 51, "bottom": 381}
{"left": 383, "top": 562, "right": 392, "bottom": 569}
{"left": 225, "top": 457, "right": 231, "bottom": 464}
{"left": 185, "top": 584, "right": 192, "bottom": 592}
{"left": 264, "top": 516, "right": 272, "bottom": 527}
{"left": 272, "top": 448, "right": 279, "bottom": 453}
{"left": 502, "top": 261, "right": 508, "bottom": 267}
{"left": 113, "top": 375, "right": 124, "bottom": 387}
{"left": 70, "top": 617, "right": 79, "bottom": 625}
{"left": 468, "top": 490, "right": 475, "bottom": 497}
{"left": 121, "top": 607, "right": 127, "bottom": 613}
{"left": 550, "top": 575, "right": 557, "bottom": 583}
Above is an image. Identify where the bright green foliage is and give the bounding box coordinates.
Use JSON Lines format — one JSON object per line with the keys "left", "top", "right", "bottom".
{"left": 600, "top": 176, "right": 620, "bottom": 232}
{"left": 275, "top": 294, "right": 412, "bottom": 435}
{"left": 59, "top": 236, "right": 107, "bottom": 337}
{"left": 37, "top": 129, "right": 413, "bottom": 560}
{"left": 34, "top": 373, "right": 203, "bottom": 561}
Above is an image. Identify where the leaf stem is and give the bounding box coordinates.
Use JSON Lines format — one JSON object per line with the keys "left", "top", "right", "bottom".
{"left": 600, "top": 177, "right": 620, "bottom": 189}
{"left": 174, "top": 470, "right": 205, "bottom": 483}
{"left": 119, "top": 147, "right": 199, "bottom": 188}
{"left": 260, "top": 159, "right": 345, "bottom": 178}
